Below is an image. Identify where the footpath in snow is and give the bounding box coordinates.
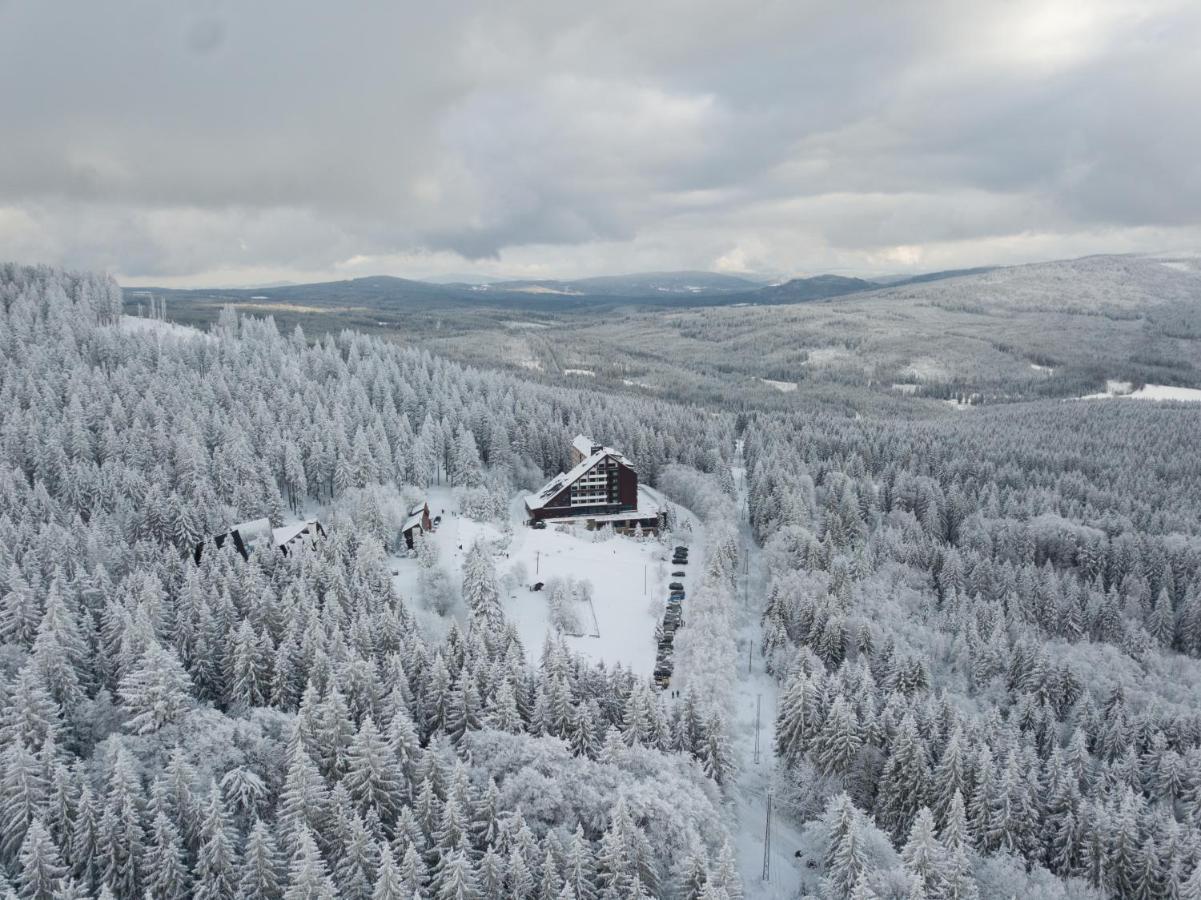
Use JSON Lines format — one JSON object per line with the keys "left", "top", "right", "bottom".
{"left": 727, "top": 441, "right": 806, "bottom": 898}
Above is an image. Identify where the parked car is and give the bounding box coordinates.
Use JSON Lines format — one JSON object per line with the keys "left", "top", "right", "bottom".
{"left": 672, "top": 571, "right": 686, "bottom": 577}
{"left": 674, "top": 546, "right": 688, "bottom": 554}
{"left": 532, "top": 520, "right": 547, "bottom": 529}
{"left": 669, "top": 581, "right": 684, "bottom": 591}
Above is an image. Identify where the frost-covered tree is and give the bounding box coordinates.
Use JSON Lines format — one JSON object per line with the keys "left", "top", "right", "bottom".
{"left": 462, "top": 541, "right": 503, "bottom": 628}
{"left": 117, "top": 643, "right": 194, "bottom": 734}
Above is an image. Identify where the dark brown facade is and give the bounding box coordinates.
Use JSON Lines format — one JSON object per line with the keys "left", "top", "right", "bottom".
{"left": 527, "top": 453, "right": 639, "bottom": 522}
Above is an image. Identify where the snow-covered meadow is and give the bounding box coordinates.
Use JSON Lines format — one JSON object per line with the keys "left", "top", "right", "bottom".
{"left": 1080, "top": 380, "right": 1201, "bottom": 402}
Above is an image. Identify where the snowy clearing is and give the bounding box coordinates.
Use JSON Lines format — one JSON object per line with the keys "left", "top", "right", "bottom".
{"left": 563, "top": 368, "right": 595, "bottom": 377}
{"left": 803, "top": 346, "right": 853, "bottom": 367}
{"left": 500, "top": 320, "right": 550, "bottom": 329}
{"left": 117, "top": 315, "right": 211, "bottom": 342}
{"left": 759, "top": 378, "right": 797, "bottom": 392}
{"left": 1080, "top": 382, "right": 1201, "bottom": 402}
{"left": 943, "top": 397, "right": 977, "bottom": 410}
{"left": 902, "top": 356, "right": 949, "bottom": 380}
{"left": 390, "top": 487, "right": 696, "bottom": 677}
{"left": 1030, "top": 362, "right": 1054, "bottom": 373}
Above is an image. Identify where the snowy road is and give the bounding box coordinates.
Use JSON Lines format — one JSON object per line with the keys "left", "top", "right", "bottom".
{"left": 729, "top": 440, "right": 807, "bottom": 898}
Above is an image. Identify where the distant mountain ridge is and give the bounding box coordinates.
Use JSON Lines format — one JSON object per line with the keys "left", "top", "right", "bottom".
{"left": 123, "top": 265, "right": 993, "bottom": 314}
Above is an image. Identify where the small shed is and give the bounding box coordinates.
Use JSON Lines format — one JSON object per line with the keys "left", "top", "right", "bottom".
{"left": 401, "top": 501, "right": 433, "bottom": 549}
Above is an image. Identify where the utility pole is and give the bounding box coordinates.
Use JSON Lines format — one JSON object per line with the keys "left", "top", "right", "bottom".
{"left": 748, "top": 640, "right": 753, "bottom": 674}
{"left": 761, "top": 793, "right": 772, "bottom": 882}
{"left": 753, "top": 694, "right": 761, "bottom": 764}
{"left": 535, "top": 550, "right": 540, "bottom": 575}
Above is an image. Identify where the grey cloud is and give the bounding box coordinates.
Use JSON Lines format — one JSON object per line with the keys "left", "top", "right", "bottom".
{"left": 0, "top": 0, "right": 1198, "bottom": 282}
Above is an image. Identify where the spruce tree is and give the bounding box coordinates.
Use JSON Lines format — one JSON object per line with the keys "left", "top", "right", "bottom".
{"left": 193, "top": 788, "right": 238, "bottom": 900}
{"left": 98, "top": 745, "right": 145, "bottom": 898}
{"left": 343, "top": 716, "right": 403, "bottom": 826}
{"left": 117, "top": 643, "right": 194, "bottom": 733}
{"left": 238, "top": 819, "right": 283, "bottom": 900}
{"left": 145, "top": 811, "right": 191, "bottom": 900}
{"left": 16, "top": 819, "right": 67, "bottom": 900}
{"left": 282, "top": 826, "right": 337, "bottom": 900}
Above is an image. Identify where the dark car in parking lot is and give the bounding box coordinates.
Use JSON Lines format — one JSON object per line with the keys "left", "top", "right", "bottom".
{"left": 669, "top": 581, "right": 684, "bottom": 591}
{"left": 672, "top": 571, "right": 685, "bottom": 577}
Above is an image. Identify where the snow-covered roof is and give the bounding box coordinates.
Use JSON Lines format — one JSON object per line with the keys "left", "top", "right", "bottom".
{"left": 230, "top": 517, "right": 272, "bottom": 547}
{"left": 572, "top": 434, "right": 596, "bottom": 458}
{"left": 402, "top": 511, "right": 424, "bottom": 532}
{"left": 409, "top": 502, "right": 427, "bottom": 517}
{"left": 272, "top": 520, "right": 319, "bottom": 547}
{"left": 525, "top": 445, "right": 634, "bottom": 510}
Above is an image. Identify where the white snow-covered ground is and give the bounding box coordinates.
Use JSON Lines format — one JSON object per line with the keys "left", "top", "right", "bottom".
{"left": 1080, "top": 381, "right": 1201, "bottom": 402}
{"left": 1030, "top": 363, "right": 1054, "bottom": 373}
{"left": 563, "top": 368, "right": 595, "bottom": 377}
{"left": 117, "top": 315, "right": 212, "bottom": 342}
{"left": 1127, "top": 384, "right": 1201, "bottom": 401}
{"left": 759, "top": 378, "right": 797, "bottom": 393}
{"left": 389, "top": 486, "right": 691, "bottom": 677}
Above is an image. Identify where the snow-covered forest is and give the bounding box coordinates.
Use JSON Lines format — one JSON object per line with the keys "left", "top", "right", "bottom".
{"left": 5, "top": 261, "right": 1201, "bottom": 900}
{"left": 0, "top": 266, "right": 742, "bottom": 899}
{"left": 747, "top": 396, "right": 1201, "bottom": 897}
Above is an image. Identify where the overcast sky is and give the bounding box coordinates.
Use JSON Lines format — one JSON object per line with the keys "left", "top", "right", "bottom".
{"left": 1, "top": 1, "right": 1199, "bottom": 286}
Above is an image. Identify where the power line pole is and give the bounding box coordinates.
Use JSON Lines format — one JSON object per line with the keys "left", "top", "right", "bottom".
{"left": 761, "top": 793, "right": 772, "bottom": 882}
{"left": 753, "top": 694, "right": 761, "bottom": 765}
{"left": 748, "top": 639, "right": 752, "bottom": 674}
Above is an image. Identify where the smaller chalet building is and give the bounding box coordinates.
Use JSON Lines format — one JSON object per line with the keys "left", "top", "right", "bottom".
{"left": 194, "top": 517, "right": 325, "bottom": 565}
{"left": 525, "top": 435, "right": 665, "bottom": 532}
{"left": 402, "top": 501, "right": 433, "bottom": 549}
